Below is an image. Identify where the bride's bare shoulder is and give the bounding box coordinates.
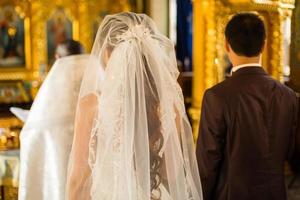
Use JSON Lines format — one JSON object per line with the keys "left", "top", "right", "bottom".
{"left": 79, "top": 93, "right": 98, "bottom": 108}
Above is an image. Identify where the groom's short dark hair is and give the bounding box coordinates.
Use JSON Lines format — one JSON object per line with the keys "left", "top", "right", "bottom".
{"left": 225, "top": 13, "right": 266, "bottom": 57}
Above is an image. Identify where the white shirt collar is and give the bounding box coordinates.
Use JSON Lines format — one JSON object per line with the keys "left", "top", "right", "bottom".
{"left": 231, "top": 63, "right": 262, "bottom": 75}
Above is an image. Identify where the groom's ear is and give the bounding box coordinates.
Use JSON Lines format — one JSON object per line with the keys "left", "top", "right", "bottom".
{"left": 225, "top": 40, "right": 230, "bottom": 53}
{"left": 261, "top": 40, "right": 266, "bottom": 53}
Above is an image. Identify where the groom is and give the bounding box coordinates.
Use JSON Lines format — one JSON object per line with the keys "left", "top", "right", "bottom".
{"left": 196, "top": 13, "right": 299, "bottom": 200}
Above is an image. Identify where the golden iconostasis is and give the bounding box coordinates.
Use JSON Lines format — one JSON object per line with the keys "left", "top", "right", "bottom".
{"left": 0, "top": 0, "right": 146, "bottom": 128}
{"left": 191, "top": 0, "right": 299, "bottom": 137}
{"left": 0, "top": 0, "right": 299, "bottom": 134}
{"left": 0, "top": 1, "right": 145, "bottom": 197}
{"left": 0, "top": 1, "right": 298, "bottom": 198}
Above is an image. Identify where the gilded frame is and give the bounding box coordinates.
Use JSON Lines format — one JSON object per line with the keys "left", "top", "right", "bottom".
{"left": 290, "top": 0, "right": 300, "bottom": 89}
{"left": 46, "top": 6, "right": 78, "bottom": 66}
{"left": 0, "top": 0, "right": 143, "bottom": 129}
{"left": 0, "top": 0, "right": 32, "bottom": 81}
{"left": 191, "top": 0, "right": 295, "bottom": 139}
{"left": 0, "top": 0, "right": 144, "bottom": 82}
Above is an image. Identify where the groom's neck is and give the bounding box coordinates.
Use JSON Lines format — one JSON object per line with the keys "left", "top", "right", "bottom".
{"left": 231, "top": 55, "right": 261, "bottom": 67}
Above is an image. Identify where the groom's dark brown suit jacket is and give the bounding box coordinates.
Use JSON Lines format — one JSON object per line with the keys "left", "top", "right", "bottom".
{"left": 196, "top": 67, "right": 299, "bottom": 200}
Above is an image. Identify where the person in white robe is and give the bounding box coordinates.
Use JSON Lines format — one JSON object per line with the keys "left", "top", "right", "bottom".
{"left": 18, "top": 54, "right": 95, "bottom": 200}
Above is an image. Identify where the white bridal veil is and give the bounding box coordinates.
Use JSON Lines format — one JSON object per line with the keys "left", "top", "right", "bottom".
{"left": 66, "top": 12, "right": 202, "bottom": 200}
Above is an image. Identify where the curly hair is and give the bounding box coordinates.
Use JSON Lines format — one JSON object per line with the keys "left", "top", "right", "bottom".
{"left": 143, "top": 56, "right": 164, "bottom": 200}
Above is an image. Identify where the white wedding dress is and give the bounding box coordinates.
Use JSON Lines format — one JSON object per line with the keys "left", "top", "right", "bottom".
{"left": 66, "top": 12, "right": 203, "bottom": 200}
{"left": 18, "top": 55, "right": 90, "bottom": 200}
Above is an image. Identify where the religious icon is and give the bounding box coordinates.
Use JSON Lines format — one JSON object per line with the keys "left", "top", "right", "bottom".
{"left": 291, "top": 0, "right": 300, "bottom": 68}
{"left": 47, "top": 7, "right": 73, "bottom": 65}
{"left": 0, "top": 81, "right": 31, "bottom": 104}
{"left": 0, "top": 5, "right": 25, "bottom": 68}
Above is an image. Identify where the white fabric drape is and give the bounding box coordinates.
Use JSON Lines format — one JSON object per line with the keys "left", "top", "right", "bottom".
{"left": 19, "top": 55, "right": 89, "bottom": 200}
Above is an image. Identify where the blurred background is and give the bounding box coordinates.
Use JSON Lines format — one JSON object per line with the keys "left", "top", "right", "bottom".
{"left": 0, "top": 0, "right": 299, "bottom": 199}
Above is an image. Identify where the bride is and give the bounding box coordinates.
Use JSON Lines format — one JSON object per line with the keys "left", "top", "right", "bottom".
{"left": 66, "top": 12, "right": 202, "bottom": 200}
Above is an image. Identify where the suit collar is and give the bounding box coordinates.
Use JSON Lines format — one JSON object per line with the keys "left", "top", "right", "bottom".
{"left": 231, "top": 66, "right": 267, "bottom": 77}
{"left": 231, "top": 63, "right": 262, "bottom": 73}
